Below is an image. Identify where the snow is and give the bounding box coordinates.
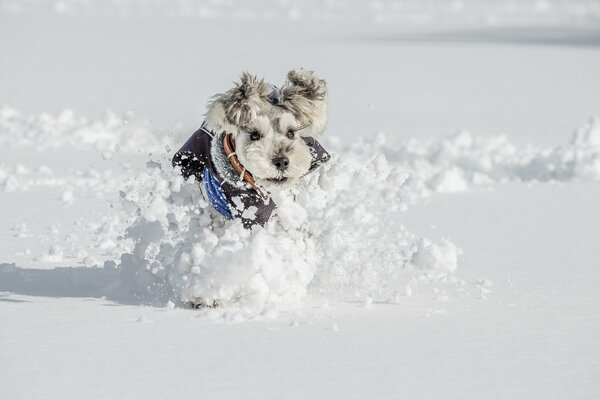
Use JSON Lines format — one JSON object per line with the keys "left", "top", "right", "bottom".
{"left": 1, "top": 1, "right": 600, "bottom": 399}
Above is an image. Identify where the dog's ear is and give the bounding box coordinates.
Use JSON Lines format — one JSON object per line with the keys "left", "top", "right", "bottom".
{"left": 204, "top": 72, "right": 272, "bottom": 134}
{"left": 278, "top": 69, "right": 327, "bottom": 136}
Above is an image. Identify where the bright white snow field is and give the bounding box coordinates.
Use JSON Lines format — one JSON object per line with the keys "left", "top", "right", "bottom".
{"left": 1, "top": 1, "right": 600, "bottom": 399}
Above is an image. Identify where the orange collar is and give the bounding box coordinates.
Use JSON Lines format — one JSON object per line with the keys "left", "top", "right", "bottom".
{"left": 223, "top": 133, "right": 269, "bottom": 200}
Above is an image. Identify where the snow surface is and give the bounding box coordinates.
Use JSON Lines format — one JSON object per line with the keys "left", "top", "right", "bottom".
{"left": 1, "top": 1, "right": 600, "bottom": 399}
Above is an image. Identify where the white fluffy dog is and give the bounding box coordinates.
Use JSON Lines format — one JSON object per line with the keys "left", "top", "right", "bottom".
{"left": 173, "top": 69, "right": 330, "bottom": 228}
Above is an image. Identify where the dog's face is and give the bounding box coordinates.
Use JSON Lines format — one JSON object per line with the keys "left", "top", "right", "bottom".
{"left": 234, "top": 113, "right": 311, "bottom": 187}
{"left": 204, "top": 69, "right": 327, "bottom": 187}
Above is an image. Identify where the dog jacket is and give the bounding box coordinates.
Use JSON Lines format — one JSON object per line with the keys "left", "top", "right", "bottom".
{"left": 173, "top": 124, "right": 330, "bottom": 228}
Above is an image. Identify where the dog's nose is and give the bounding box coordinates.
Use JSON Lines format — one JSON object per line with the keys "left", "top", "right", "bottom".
{"left": 272, "top": 156, "right": 289, "bottom": 171}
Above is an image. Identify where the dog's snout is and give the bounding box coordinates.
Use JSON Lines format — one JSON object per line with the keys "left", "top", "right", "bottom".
{"left": 272, "top": 156, "right": 289, "bottom": 171}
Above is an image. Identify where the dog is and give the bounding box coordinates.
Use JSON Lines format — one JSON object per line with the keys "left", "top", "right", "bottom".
{"left": 173, "top": 69, "right": 330, "bottom": 229}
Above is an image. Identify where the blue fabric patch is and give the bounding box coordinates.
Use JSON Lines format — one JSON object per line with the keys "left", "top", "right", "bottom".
{"left": 202, "top": 167, "right": 233, "bottom": 219}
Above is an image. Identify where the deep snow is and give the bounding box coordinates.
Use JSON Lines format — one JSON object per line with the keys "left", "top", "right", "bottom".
{"left": 1, "top": 1, "right": 600, "bottom": 399}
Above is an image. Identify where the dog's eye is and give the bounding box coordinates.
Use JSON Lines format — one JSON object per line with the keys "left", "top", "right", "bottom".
{"left": 286, "top": 130, "right": 295, "bottom": 139}
{"left": 250, "top": 131, "right": 261, "bottom": 141}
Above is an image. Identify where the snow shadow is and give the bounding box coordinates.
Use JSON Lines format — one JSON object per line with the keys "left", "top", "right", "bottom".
{"left": 0, "top": 263, "right": 172, "bottom": 306}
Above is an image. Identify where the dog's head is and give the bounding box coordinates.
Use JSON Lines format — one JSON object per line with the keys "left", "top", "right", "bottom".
{"left": 204, "top": 70, "right": 327, "bottom": 187}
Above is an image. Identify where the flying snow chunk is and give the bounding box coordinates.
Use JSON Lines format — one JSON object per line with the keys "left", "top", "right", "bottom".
{"left": 413, "top": 238, "right": 463, "bottom": 274}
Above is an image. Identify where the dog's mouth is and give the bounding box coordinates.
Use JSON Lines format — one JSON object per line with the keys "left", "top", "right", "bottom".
{"left": 266, "top": 176, "right": 288, "bottom": 184}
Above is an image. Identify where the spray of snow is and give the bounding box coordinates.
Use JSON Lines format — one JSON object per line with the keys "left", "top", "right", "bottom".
{"left": 112, "top": 153, "right": 462, "bottom": 318}
{"left": 0, "top": 106, "right": 172, "bottom": 153}
{"left": 353, "top": 118, "right": 600, "bottom": 192}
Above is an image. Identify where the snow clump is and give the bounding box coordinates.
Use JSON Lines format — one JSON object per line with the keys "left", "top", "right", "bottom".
{"left": 113, "top": 153, "right": 459, "bottom": 317}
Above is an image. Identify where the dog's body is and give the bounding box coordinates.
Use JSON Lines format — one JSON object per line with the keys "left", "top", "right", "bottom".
{"left": 173, "top": 69, "right": 329, "bottom": 228}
